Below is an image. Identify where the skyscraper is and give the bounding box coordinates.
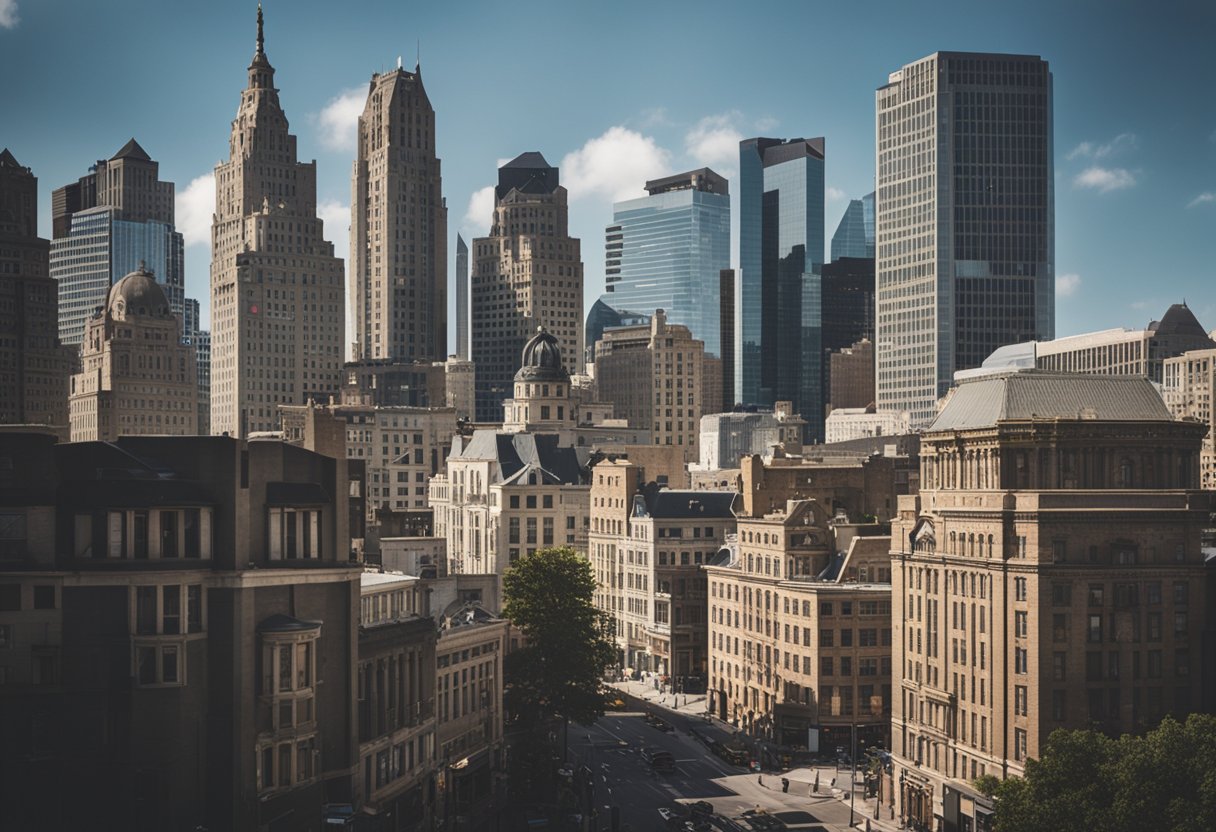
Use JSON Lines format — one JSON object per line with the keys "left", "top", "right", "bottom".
{"left": 0, "top": 149, "right": 72, "bottom": 433}
{"left": 738, "top": 137, "right": 826, "bottom": 439}
{"left": 350, "top": 63, "right": 447, "bottom": 364}
{"left": 875, "top": 51, "right": 1054, "bottom": 426}
{"left": 49, "top": 139, "right": 184, "bottom": 347}
{"left": 210, "top": 6, "right": 345, "bottom": 437}
{"left": 455, "top": 233, "right": 468, "bottom": 359}
{"left": 829, "top": 191, "right": 875, "bottom": 261}
{"left": 601, "top": 168, "right": 730, "bottom": 357}
{"left": 471, "top": 152, "right": 584, "bottom": 422}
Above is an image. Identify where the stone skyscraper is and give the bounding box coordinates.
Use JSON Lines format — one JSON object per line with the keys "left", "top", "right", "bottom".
{"left": 875, "top": 51, "right": 1054, "bottom": 426}
{"left": 0, "top": 149, "right": 72, "bottom": 433}
{"left": 471, "top": 153, "right": 584, "bottom": 421}
{"left": 350, "top": 63, "right": 447, "bottom": 363}
{"left": 455, "top": 233, "right": 468, "bottom": 360}
{"left": 49, "top": 139, "right": 185, "bottom": 347}
{"left": 210, "top": 6, "right": 345, "bottom": 437}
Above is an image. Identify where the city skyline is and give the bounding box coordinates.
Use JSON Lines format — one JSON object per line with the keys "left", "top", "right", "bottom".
{"left": 2, "top": 0, "right": 1213, "bottom": 348}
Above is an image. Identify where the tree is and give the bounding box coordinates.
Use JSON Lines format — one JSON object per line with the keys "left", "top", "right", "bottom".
{"left": 991, "top": 715, "right": 1216, "bottom": 832}
{"left": 501, "top": 546, "right": 616, "bottom": 726}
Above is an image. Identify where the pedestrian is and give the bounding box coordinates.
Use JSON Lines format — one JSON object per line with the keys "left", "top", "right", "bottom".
{"left": 758, "top": 773, "right": 763, "bottom": 787}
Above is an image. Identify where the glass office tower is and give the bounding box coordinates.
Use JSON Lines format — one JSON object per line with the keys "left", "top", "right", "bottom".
{"left": 875, "top": 52, "right": 1053, "bottom": 427}
{"left": 738, "top": 137, "right": 826, "bottom": 440}
{"left": 602, "top": 168, "right": 730, "bottom": 357}
{"left": 830, "top": 191, "right": 875, "bottom": 261}
{"left": 50, "top": 207, "right": 184, "bottom": 346}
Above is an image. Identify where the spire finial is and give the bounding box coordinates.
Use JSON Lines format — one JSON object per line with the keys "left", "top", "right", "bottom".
{"left": 256, "top": 2, "right": 264, "bottom": 56}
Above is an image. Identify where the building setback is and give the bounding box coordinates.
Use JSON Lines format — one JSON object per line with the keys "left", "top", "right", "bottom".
{"left": 889, "top": 372, "right": 1209, "bottom": 831}
{"left": 738, "top": 137, "right": 826, "bottom": 439}
{"left": 471, "top": 153, "right": 584, "bottom": 421}
{"left": 210, "top": 6, "right": 345, "bottom": 437}
{"left": 0, "top": 431, "right": 358, "bottom": 832}
{"left": 601, "top": 167, "right": 730, "bottom": 359}
{"left": 70, "top": 267, "right": 199, "bottom": 441}
{"left": 350, "top": 64, "right": 447, "bottom": 365}
{"left": 875, "top": 52, "right": 1054, "bottom": 426}
{"left": 594, "top": 309, "right": 710, "bottom": 462}
{"left": 0, "top": 150, "right": 72, "bottom": 434}
{"left": 50, "top": 138, "right": 185, "bottom": 347}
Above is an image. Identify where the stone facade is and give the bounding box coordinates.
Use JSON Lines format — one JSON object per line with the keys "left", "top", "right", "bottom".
{"left": 588, "top": 456, "right": 738, "bottom": 678}
{"left": 1162, "top": 347, "right": 1216, "bottom": 489}
{"left": 70, "top": 267, "right": 198, "bottom": 441}
{"left": 350, "top": 65, "right": 447, "bottom": 365}
{"left": 828, "top": 338, "right": 875, "bottom": 412}
{"left": 593, "top": 309, "right": 709, "bottom": 462}
{"left": 471, "top": 153, "right": 584, "bottom": 421}
{"left": 706, "top": 503, "right": 892, "bottom": 750}
{"left": 210, "top": 9, "right": 345, "bottom": 437}
{"left": 0, "top": 150, "right": 71, "bottom": 435}
{"left": 889, "top": 372, "right": 1210, "bottom": 832}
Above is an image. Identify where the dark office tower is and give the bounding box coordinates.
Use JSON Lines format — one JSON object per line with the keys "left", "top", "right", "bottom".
{"left": 49, "top": 138, "right": 184, "bottom": 347}
{"left": 350, "top": 61, "right": 447, "bottom": 364}
{"left": 738, "top": 137, "right": 826, "bottom": 440}
{"left": 820, "top": 256, "right": 875, "bottom": 414}
{"left": 720, "top": 268, "right": 736, "bottom": 411}
{"left": 456, "top": 233, "right": 469, "bottom": 359}
{"left": 875, "top": 52, "right": 1054, "bottom": 426}
{"left": 0, "top": 150, "right": 72, "bottom": 434}
{"left": 211, "top": 5, "right": 345, "bottom": 437}
{"left": 471, "top": 152, "right": 584, "bottom": 422}
{"left": 602, "top": 168, "right": 730, "bottom": 357}
{"left": 830, "top": 191, "right": 875, "bottom": 261}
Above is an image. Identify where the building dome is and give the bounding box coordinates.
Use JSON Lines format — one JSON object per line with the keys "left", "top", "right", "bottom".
{"left": 109, "top": 265, "right": 171, "bottom": 320}
{"left": 515, "top": 326, "right": 569, "bottom": 382}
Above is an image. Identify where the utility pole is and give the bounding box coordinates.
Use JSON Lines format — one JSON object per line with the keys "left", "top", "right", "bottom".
{"left": 849, "top": 722, "right": 857, "bottom": 826}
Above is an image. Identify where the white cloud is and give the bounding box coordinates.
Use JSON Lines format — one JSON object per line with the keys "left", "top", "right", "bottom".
{"left": 176, "top": 172, "right": 215, "bottom": 247}
{"left": 318, "top": 199, "right": 350, "bottom": 260}
{"left": 561, "top": 126, "right": 671, "bottom": 202}
{"left": 1068, "top": 132, "right": 1138, "bottom": 160}
{"left": 826, "top": 186, "right": 847, "bottom": 202}
{"left": 1074, "top": 166, "right": 1136, "bottom": 193}
{"left": 635, "top": 107, "right": 670, "bottom": 129}
{"left": 754, "top": 115, "right": 779, "bottom": 133}
{"left": 684, "top": 112, "right": 743, "bottom": 172}
{"left": 314, "top": 86, "right": 365, "bottom": 152}
{"left": 0, "top": 0, "right": 18, "bottom": 29}
{"left": 1057, "top": 273, "right": 1081, "bottom": 297}
{"left": 462, "top": 185, "right": 495, "bottom": 237}
{"left": 1187, "top": 192, "right": 1215, "bottom": 208}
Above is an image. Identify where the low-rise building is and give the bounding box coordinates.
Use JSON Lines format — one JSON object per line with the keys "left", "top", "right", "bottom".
{"left": 706, "top": 500, "right": 892, "bottom": 752}
{"left": 825, "top": 405, "right": 911, "bottom": 444}
{"left": 1163, "top": 347, "right": 1216, "bottom": 489}
{"left": 693, "top": 402, "right": 805, "bottom": 472}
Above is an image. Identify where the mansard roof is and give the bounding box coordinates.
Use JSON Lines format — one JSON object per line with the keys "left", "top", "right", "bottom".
{"left": 929, "top": 371, "right": 1173, "bottom": 433}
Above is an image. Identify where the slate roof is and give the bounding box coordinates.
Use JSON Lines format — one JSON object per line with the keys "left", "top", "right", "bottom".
{"left": 501, "top": 151, "right": 551, "bottom": 169}
{"left": 641, "top": 489, "right": 738, "bottom": 519}
{"left": 110, "top": 138, "right": 151, "bottom": 162}
{"left": 929, "top": 371, "right": 1173, "bottom": 433}
{"left": 457, "top": 430, "right": 589, "bottom": 485}
{"left": 0, "top": 148, "right": 22, "bottom": 169}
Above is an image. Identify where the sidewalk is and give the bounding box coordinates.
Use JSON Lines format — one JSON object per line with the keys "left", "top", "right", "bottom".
{"left": 757, "top": 765, "right": 906, "bottom": 832}
{"left": 607, "top": 677, "right": 710, "bottom": 717}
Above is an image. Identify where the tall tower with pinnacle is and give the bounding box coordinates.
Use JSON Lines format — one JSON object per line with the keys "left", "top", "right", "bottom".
{"left": 350, "top": 60, "right": 447, "bottom": 363}
{"left": 210, "top": 5, "right": 346, "bottom": 437}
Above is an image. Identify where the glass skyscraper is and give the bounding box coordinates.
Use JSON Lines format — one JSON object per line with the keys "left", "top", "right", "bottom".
{"left": 738, "top": 137, "right": 826, "bottom": 440}
{"left": 875, "top": 52, "right": 1054, "bottom": 426}
{"left": 50, "top": 207, "right": 184, "bottom": 346}
{"left": 601, "top": 168, "right": 730, "bottom": 357}
{"left": 830, "top": 191, "right": 875, "bottom": 261}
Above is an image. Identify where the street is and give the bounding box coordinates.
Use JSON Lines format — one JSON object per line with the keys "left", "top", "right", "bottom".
{"left": 570, "top": 703, "right": 900, "bottom": 832}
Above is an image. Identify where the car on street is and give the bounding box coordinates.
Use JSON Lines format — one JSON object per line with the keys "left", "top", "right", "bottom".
{"left": 642, "top": 747, "right": 676, "bottom": 771}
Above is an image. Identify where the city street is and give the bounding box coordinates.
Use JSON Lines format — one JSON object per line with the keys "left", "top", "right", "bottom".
{"left": 572, "top": 700, "right": 901, "bottom": 832}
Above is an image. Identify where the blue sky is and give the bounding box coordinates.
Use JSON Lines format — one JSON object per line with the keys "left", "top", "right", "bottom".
{"left": 2, "top": 0, "right": 1214, "bottom": 345}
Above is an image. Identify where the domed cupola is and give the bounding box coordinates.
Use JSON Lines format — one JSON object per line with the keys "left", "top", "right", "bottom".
{"left": 515, "top": 326, "right": 570, "bottom": 383}
{"left": 108, "top": 264, "right": 172, "bottom": 321}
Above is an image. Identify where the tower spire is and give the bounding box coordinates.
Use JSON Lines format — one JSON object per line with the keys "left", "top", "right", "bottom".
{"left": 256, "top": 3, "right": 264, "bottom": 56}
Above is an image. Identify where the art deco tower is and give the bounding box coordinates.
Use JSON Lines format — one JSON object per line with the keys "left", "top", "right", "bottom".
{"left": 210, "top": 6, "right": 345, "bottom": 437}
{"left": 350, "top": 63, "right": 447, "bottom": 363}
{"left": 471, "top": 153, "right": 584, "bottom": 421}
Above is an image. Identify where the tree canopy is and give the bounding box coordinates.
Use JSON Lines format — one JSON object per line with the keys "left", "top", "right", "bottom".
{"left": 501, "top": 546, "right": 616, "bottom": 726}
{"left": 986, "top": 714, "right": 1216, "bottom": 832}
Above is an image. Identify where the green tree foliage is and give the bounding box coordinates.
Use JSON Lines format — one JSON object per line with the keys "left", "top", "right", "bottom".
{"left": 502, "top": 546, "right": 616, "bottom": 726}
{"left": 991, "top": 714, "right": 1216, "bottom": 832}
